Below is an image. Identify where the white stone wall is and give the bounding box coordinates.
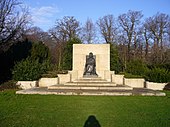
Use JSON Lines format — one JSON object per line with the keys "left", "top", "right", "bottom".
{"left": 112, "top": 74, "right": 124, "bottom": 85}
{"left": 124, "top": 78, "right": 145, "bottom": 88}
{"left": 58, "top": 74, "right": 71, "bottom": 84}
{"left": 146, "top": 81, "right": 167, "bottom": 90}
{"left": 38, "top": 78, "right": 58, "bottom": 87}
{"left": 16, "top": 81, "right": 37, "bottom": 89}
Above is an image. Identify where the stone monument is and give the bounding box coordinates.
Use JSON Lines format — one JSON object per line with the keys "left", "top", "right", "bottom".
{"left": 71, "top": 44, "right": 111, "bottom": 82}
{"left": 17, "top": 43, "right": 166, "bottom": 96}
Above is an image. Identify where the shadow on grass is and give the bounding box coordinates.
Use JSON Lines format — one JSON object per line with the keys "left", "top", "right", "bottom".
{"left": 83, "top": 115, "right": 101, "bottom": 127}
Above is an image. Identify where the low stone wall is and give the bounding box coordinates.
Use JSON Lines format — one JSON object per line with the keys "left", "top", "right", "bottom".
{"left": 146, "top": 81, "right": 167, "bottom": 90}
{"left": 112, "top": 74, "right": 124, "bottom": 85}
{"left": 16, "top": 81, "right": 37, "bottom": 89}
{"left": 124, "top": 78, "right": 145, "bottom": 88}
{"left": 58, "top": 74, "right": 71, "bottom": 84}
{"left": 39, "top": 78, "right": 58, "bottom": 87}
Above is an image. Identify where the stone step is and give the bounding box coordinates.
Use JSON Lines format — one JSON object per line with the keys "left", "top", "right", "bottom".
{"left": 81, "top": 76, "right": 101, "bottom": 79}
{"left": 74, "top": 77, "right": 108, "bottom": 82}
{"left": 48, "top": 89, "right": 133, "bottom": 96}
{"left": 65, "top": 82, "right": 117, "bottom": 86}
{"left": 17, "top": 88, "right": 133, "bottom": 96}
{"left": 16, "top": 87, "right": 166, "bottom": 96}
{"left": 48, "top": 85, "right": 133, "bottom": 90}
{"left": 73, "top": 79, "right": 108, "bottom": 83}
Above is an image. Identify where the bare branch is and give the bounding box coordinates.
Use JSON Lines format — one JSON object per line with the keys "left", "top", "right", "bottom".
{"left": 0, "top": 0, "right": 31, "bottom": 52}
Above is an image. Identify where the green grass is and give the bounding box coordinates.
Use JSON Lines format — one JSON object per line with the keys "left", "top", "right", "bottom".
{"left": 0, "top": 90, "right": 170, "bottom": 127}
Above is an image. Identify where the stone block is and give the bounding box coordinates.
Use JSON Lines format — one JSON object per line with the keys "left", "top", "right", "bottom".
{"left": 39, "top": 78, "right": 58, "bottom": 87}
{"left": 16, "top": 81, "right": 37, "bottom": 89}
{"left": 68, "top": 71, "right": 78, "bottom": 82}
{"left": 146, "top": 81, "right": 167, "bottom": 90}
{"left": 104, "top": 70, "right": 112, "bottom": 82}
{"left": 112, "top": 74, "right": 124, "bottom": 85}
{"left": 58, "top": 74, "right": 71, "bottom": 84}
{"left": 124, "top": 78, "right": 145, "bottom": 88}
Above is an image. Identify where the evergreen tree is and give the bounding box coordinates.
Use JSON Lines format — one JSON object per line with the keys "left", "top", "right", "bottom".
{"left": 30, "top": 42, "right": 51, "bottom": 63}
{"left": 126, "top": 59, "right": 147, "bottom": 76}
{"left": 62, "top": 37, "right": 82, "bottom": 70}
{"left": 12, "top": 41, "right": 51, "bottom": 81}
{"left": 110, "top": 44, "right": 123, "bottom": 73}
{"left": 0, "top": 39, "right": 32, "bottom": 83}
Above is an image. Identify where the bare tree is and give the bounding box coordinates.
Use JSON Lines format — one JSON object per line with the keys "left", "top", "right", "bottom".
{"left": 118, "top": 10, "right": 143, "bottom": 61}
{"left": 0, "top": 0, "right": 30, "bottom": 52}
{"left": 25, "top": 26, "right": 55, "bottom": 51}
{"left": 48, "top": 27, "right": 66, "bottom": 69}
{"left": 97, "top": 15, "right": 117, "bottom": 43}
{"left": 116, "top": 32, "right": 127, "bottom": 70}
{"left": 54, "top": 16, "right": 81, "bottom": 41}
{"left": 82, "top": 18, "right": 96, "bottom": 44}
{"left": 48, "top": 16, "right": 81, "bottom": 69}
{"left": 142, "top": 24, "right": 151, "bottom": 61}
{"left": 25, "top": 27, "right": 44, "bottom": 42}
{"left": 144, "top": 13, "right": 170, "bottom": 63}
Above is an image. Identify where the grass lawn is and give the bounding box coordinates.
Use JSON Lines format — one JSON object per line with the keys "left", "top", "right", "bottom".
{"left": 0, "top": 90, "right": 170, "bottom": 127}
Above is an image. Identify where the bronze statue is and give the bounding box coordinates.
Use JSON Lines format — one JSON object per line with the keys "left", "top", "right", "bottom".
{"left": 83, "top": 52, "right": 98, "bottom": 76}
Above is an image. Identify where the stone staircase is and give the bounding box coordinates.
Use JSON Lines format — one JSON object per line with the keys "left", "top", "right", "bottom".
{"left": 48, "top": 85, "right": 132, "bottom": 90}
{"left": 47, "top": 77, "right": 133, "bottom": 95}
{"left": 64, "top": 77, "right": 117, "bottom": 86}
{"left": 16, "top": 76, "right": 166, "bottom": 96}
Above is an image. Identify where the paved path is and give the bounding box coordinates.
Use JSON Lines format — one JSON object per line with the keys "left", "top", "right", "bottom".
{"left": 16, "top": 87, "right": 166, "bottom": 96}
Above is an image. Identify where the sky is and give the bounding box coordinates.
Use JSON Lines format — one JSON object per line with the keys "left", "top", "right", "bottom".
{"left": 23, "top": 0, "right": 170, "bottom": 31}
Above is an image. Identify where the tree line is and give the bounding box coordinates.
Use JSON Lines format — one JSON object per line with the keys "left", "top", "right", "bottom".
{"left": 48, "top": 11, "right": 170, "bottom": 71}
{"left": 0, "top": 0, "right": 170, "bottom": 83}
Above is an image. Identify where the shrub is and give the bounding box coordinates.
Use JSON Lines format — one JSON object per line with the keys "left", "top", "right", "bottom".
{"left": 147, "top": 63, "right": 170, "bottom": 70}
{"left": 145, "top": 67, "right": 170, "bottom": 83}
{"left": 0, "top": 39, "right": 32, "bottom": 84}
{"left": 41, "top": 70, "right": 69, "bottom": 78}
{"left": 0, "top": 80, "right": 18, "bottom": 91}
{"left": 41, "top": 71, "right": 58, "bottom": 78}
{"left": 110, "top": 44, "right": 123, "bottom": 73}
{"left": 126, "top": 59, "right": 148, "bottom": 76}
{"left": 62, "top": 37, "right": 81, "bottom": 70}
{"left": 30, "top": 42, "right": 51, "bottom": 63}
{"left": 12, "top": 41, "right": 52, "bottom": 81}
{"left": 124, "top": 73, "right": 144, "bottom": 78}
{"left": 12, "top": 58, "right": 50, "bottom": 81}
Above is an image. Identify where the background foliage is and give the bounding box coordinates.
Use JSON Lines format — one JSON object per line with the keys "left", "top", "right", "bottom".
{"left": 145, "top": 67, "right": 170, "bottom": 83}
{"left": 62, "top": 37, "right": 82, "bottom": 70}
{"left": 110, "top": 44, "right": 123, "bottom": 73}
{"left": 12, "top": 42, "right": 51, "bottom": 81}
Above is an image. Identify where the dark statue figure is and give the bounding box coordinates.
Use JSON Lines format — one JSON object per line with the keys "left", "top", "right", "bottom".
{"left": 83, "top": 52, "right": 98, "bottom": 76}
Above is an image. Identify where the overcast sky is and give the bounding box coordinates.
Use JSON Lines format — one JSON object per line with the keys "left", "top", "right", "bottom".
{"left": 23, "top": 0, "right": 170, "bottom": 31}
